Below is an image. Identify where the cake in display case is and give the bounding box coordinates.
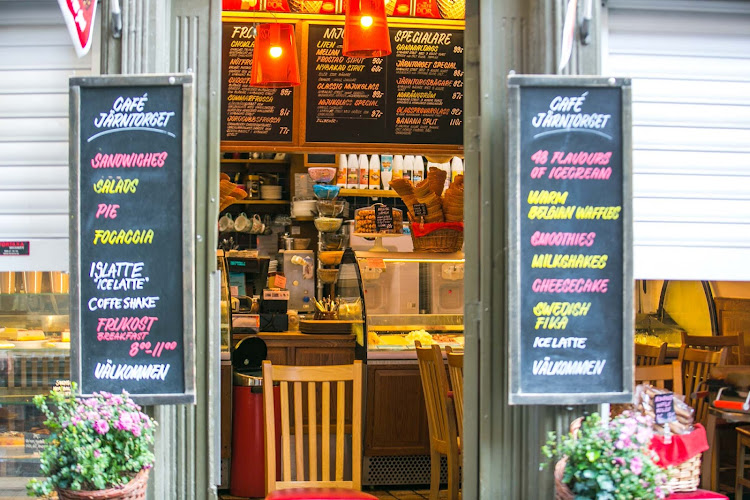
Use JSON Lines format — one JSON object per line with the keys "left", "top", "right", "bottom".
{"left": 336, "top": 248, "right": 465, "bottom": 354}
{"left": 0, "top": 271, "right": 70, "bottom": 493}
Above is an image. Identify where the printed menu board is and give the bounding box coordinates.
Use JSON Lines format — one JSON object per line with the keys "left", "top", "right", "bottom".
{"left": 304, "top": 24, "right": 463, "bottom": 146}
{"left": 70, "top": 75, "right": 195, "bottom": 404}
{"left": 507, "top": 76, "right": 633, "bottom": 405}
{"left": 221, "top": 22, "right": 295, "bottom": 143}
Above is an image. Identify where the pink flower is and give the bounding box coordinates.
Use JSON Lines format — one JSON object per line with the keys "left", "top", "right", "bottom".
{"left": 93, "top": 419, "right": 109, "bottom": 435}
{"left": 630, "top": 456, "right": 643, "bottom": 475}
{"left": 93, "top": 449, "right": 101, "bottom": 458}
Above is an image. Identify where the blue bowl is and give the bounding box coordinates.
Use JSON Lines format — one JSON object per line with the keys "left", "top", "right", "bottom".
{"left": 314, "top": 184, "right": 340, "bottom": 200}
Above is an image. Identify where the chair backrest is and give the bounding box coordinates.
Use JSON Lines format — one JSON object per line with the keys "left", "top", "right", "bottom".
{"left": 635, "top": 361, "right": 683, "bottom": 395}
{"left": 681, "top": 331, "right": 745, "bottom": 365}
{"left": 262, "top": 360, "right": 363, "bottom": 493}
{"left": 678, "top": 346, "right": 727, "bottom": 425}
{"left": 635, "top": 342, "right": 667, "bottom": 366}
{"left": 415, "top": 342, "right": 459, "bottom": 457}
{"left": 445, "top": 346, "right": 464, "bottom": 440}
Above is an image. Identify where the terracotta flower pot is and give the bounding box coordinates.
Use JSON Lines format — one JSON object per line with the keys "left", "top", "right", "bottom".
{"left": 57, "top": 469, "right": 149, "bottom": 500}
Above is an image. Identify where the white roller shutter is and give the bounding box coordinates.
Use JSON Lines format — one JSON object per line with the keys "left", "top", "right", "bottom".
{"left": 0, "top": 0, "right": 99, "bottom": 271}
{"left": 603, "top": 0, "right": 750, "bottom": 280}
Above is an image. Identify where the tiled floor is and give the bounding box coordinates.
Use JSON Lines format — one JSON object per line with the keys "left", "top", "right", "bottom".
{"left": 221, "top": 488, "right": 455, "bottom": 500}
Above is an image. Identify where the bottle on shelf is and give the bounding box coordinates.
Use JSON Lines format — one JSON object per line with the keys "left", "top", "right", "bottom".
{"left": 358, "top": 154, "right": 369, "bottom": 189}
{"left": 413, "top": 155, "right": 425, "bottom": 183}
{"left": 380, "top": 155, "right": 393, "bottom": 190}
{"left": 347, "top": 154, "right": 359, "bottom": 189}
{"left": 369, "top": 154, "right": 381, "bottom": 190}
{"left": 403, "top": 155, "right": 414, "bottom": 182}
{"left": 451, "top": 156, "right": 464, "bottom": 182}
{"left": 336, "top": 154, "right": 348, "bottom": 188}
{"left": 393, "top": 155, "right": 404, "bottom": 181}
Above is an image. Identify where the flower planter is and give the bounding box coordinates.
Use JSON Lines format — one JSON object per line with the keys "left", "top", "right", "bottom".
{"left": 57, "top": 469, "right": 149, "bottom": 500}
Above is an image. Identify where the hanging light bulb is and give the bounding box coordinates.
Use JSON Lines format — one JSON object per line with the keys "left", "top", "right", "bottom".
{"left": 342, "top": 0, "right": 391, "bottom": 58}
{"left": 250, "top": 23, "right": 300, "bottom": 88}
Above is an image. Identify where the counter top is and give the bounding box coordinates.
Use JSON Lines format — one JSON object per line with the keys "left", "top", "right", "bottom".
{"left": 233, "top": 331, "right": 356, "bottom": 342}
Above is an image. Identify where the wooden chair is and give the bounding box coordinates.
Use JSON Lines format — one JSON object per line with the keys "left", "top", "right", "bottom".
{"left": 678, "top": 346, "right": 728, "bottom": 426}
{"left": 635, "top": 361, "right": 683, "bottom": 394}
{"left": 261, "top": 360, "right": 377, "bottom": 500}
{"left": 445, "top": 346, "right": 464, "bottom": 441}
{"left": 681, "top": 331, "right": 746, "bottom": 365}
{"left": 635, "top": 342, "right": 667, "bottom": 366}
{"left": 416, "top": 342, "right": 461, "bottom": 500}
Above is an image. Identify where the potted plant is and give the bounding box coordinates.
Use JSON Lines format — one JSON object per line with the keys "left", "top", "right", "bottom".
{"left": 541, "top": 411, "right": 669, "bottom": 500}
{"left": 27, "top": 383, "right": 157, "bottom": 499}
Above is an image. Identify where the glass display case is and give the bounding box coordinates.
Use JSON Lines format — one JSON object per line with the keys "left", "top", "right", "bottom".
{"left": 335, "top": 250, "right": 465, "bottom": 355}
{"left": 0, "top": 270, "right": 70, "bottom": 494}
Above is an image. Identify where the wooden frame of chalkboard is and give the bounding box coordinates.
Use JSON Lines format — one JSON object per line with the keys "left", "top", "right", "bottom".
{"left": 507, "top": 75, "right": 633, "bottom": 405}
{"left": 219, "top": 13, "right": 464, "bottom": 155}
{"left": 69, "top": 74, "right": 196, "bottom": 405}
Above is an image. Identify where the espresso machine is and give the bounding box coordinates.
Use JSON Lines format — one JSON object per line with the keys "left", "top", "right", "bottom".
{"left": 225, "top": 255, "right": 269, "bottom": 334}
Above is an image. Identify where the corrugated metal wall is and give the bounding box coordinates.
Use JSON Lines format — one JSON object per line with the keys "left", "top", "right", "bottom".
{"left": 0, "top": 0, "right": 99, "bottom": 271}
{"left": 604, "top": 0, "right": 750, "bottom": 280}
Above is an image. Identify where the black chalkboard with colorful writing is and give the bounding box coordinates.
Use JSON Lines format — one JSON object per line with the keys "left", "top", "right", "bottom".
{"left": 507, "top": 76, "right": 633, "bottom": 405}
{"left": 70, "top": 75, "right": 195, "bottom": 404}
{"left": 304, "top": 25, "right": 463, "bottom": 146}
{"left": 221, "top": 22, "right": 295, "bottom": 143}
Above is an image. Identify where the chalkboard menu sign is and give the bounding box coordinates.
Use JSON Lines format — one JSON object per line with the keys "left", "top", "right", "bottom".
{"left": 507, "top": 76, "right": 633, "bottom": 405}
{"left": 304, "top": 24, "right": 463, "bottom": 146}
{"left": 221, "top": 23, "right": 295, "bottom": 143}
{"left": 69, "top": 75, "right": 196, "bottom": 405}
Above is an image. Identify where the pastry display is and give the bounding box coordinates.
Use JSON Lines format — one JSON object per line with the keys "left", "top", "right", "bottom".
{"left": 389, "top": 168, "right": 464, "bottom": 224}
{"left": 354, "top": 206, "right": 404, "bottom": 234}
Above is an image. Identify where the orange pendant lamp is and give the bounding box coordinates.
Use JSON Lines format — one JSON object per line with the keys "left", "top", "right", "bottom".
{"left": 342, "top": 0, "right": 392, "bottom": 58}
{"left": 250, "top": 23, "right": 300, "bottom": 88}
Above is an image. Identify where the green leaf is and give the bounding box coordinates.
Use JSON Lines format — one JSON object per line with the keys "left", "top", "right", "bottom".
{"left": 596, "top": 474, "right": 614, "bottom": 491}
{"left": 586, "top": 449, "right": 600, "bottom": 462}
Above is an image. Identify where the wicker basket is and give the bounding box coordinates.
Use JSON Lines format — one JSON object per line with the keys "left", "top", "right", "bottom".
{"left": 409, "top": 218, "right": 463, "bottom": 253}
{"left": 554, "top": 458, "right": 575, "bottom": 500}
{"left": 665, "top": 453, "right": 701, "bottom": 492}
{"left": 57, "top": 469, "right": 149, "bottom": 500}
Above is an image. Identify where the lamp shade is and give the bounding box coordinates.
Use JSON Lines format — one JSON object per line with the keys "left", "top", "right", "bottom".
{"left": 250, "top": 23, "right": 300, "bottom": 88}
{"left": 342, "top": 0, "right": 392, "bottom": 58}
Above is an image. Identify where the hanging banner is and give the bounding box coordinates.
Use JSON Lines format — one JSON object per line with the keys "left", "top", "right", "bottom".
{"left": 507, "top": 75, "right": 633, "bottom": 405}
{"left": 57, "top": 0, "right": 98, "bottom": 57}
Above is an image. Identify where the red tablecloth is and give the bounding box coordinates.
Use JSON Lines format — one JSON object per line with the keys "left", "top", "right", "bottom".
{"left": 665, "top": 490, "right": 728, "bottom": 499}
{"left": 650, "top": 424, "right": 709, "bottom": 467}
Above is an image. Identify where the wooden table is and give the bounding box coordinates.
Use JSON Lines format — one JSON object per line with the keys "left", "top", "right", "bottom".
{"left": 702, "top": 404, "right": 750, "bottom": 491}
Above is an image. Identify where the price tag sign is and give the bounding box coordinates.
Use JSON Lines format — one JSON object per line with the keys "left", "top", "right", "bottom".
{"left": 413, "top": 203, "right": 428, "bottom": 217}
{"left": 374, "top": 204, "right": 394, "bottom": 232}
{"left": 654, "top": 392, "right": 677, "bottom": 424}
{"left": 24, "top": 433, "right": 47, "bottom": 454}
{"left": 365, "top": 258, "right": 386, "bottom": 270}
{"left": 274, "top": 274, "right": 287, "bottom": 289}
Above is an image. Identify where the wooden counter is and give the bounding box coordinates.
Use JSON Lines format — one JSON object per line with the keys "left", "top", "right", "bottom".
{"left": 233, "top": 331, "right": 357, "bottom": 366}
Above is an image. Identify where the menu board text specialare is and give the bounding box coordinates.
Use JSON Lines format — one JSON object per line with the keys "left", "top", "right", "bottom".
{"left": 75, "top": 83, "right": 187, "bottom": 399}
{"left": 512, "top": 83, "right": 629, "bottom": 401}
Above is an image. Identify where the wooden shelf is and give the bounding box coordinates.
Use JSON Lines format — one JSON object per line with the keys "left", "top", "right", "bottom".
{"left": 220, "top": 159, "right": 289, "bottom": 164}
{"left": 230, "top": 200, "right": 290, "bottom": 206}
{"left": 355, "top": 251, "right": 464, "bottom": 262}
{"left": 339, "top": 188, "right": 400, "bottom": 198}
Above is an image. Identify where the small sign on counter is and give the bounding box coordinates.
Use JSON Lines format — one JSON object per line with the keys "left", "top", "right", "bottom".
{"left": 654, "top": 392, "right": 677, "bottom": 424}
{"left": 374, "top": 204, "right": 394, "bottom": 232}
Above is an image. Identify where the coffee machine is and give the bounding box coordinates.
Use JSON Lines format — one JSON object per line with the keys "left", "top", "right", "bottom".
{"left": 225, "top": 255, "right": 269, "bottom": 334}
{"left": 280, "top": 250, "right": 315, "bottom": 313}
